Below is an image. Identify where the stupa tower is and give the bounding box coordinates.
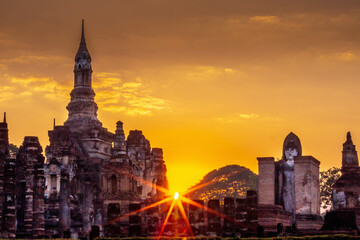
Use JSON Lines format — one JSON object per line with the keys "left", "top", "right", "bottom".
{"left": 64, "top": 19, "right": 101, "bottom": 129}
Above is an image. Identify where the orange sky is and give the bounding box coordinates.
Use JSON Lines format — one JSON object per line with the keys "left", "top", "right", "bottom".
{"left": 1, "top": 0, "right": 360, "bottom": 192}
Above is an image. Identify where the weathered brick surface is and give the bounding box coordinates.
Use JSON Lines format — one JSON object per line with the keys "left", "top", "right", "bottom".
{"left": 16, "top": 137, "right": 45, "bottom": 238}
{"left": 294, "top": 156, "right": 320, "bottom": 216}
{"left": 257, "top": 157, "right": 275, "bottom": 205}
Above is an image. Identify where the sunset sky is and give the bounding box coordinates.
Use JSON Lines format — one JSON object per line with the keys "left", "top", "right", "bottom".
{"left": 1, "top": 0, "right": 360, "bottom": 192}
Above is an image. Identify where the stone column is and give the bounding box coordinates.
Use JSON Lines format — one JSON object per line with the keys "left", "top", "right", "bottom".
{"left": 0, "top": 154, "right": 3, "bottom": 234}
{"left": 24, "top": 157, "right": 35, "bottom": 238}
{"left": 257, "top": 157, "right": 275, "bottom": 205}
{"left": 83, "top": 181, "right": 94, "bottom": 234}
{"left": 294, "top": 156, "right": 322, "bottom": 230}
{"left": 294, "top": 156, "right": 320, "bottom": 215}
{"left": 33, "top": 161, "right": 45, "bottom": 238}
{"left": 0, "top": 115, "right": 9, "bottom": 234}
{"left": 3, "top": 157, "right": 16, "bottom": 237}
{"left": 59, "top": 170, "right": 71, "bottom": 236}
{"left": 16, "top": 136, "right": 45, "bottom": 238}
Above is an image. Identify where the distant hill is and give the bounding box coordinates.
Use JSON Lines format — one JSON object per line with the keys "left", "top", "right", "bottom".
{"left": 186, "top": 165, "right": 258, "bottom": 203}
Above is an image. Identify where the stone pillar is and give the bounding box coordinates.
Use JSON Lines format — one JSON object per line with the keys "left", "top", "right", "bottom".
{"left": 294, "top": 156, "right": 320, "bottom": 215}
{"left": 223, "top": 197, "right": 235, "bottom": 235}
{"left": 152, "top": 148, "right": 168, "bottom": 200}
{"left": 189, "top": 200, "right": 205, "bottom": 235}
{"left": 3, "top": 157, "right": 16, "bottom": 237}
{"left": 33, "top": 161, "right": 45, "bottom": 238}
{"left": 113, "top": 121, "right": 126, "bottom": 157}
{"left": 257, "top": 157, "right": 275, "bottom": 205}
{"left": 129, "top": 203, "right": 141, "bottom": 236}
{"left": 294, "top": 156, "right": 322, "bottom": 230}
{"left": 207, "top": 199, "right": 221, "bottom": 234}
{"left": 59, "top": 170, "right": 70, "bottom": 236}
{"left": 0, "top": 114, "right": 9, "bottom": 234}
{"left": 16, "top": 136, "right": 45, "bottom": 238}
{"left": 82, "top": 181, "right": 94, "bottom": 236}
{"left": 24, "top": 155, "right": 35, "bottom": 238}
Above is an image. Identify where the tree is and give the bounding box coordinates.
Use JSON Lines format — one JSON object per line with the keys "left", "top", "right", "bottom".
{"left": 186, "top": 165, "right": 258, "bottom": 204}
{"left": 9, "top": 143, "right": 19, "bottom": 158}
{"left": 320, "top": 167, "right": 341, "bottom": 209}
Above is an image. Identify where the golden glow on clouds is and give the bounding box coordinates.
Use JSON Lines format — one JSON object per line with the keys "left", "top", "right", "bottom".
{"left": 2, "top": 74, "right": 71, "bottom": 102}
{"left": 94, "top": 72, "right": 167, "bottom": 115}
{"left": 318, "top": 51, "right": 358, "bottom": 62}
{"left": 0, "top": 86, "right": 15, "bottom": 103}
{"left": 249, "top": 15, "right": 280, "bottom": 24}
{"left": 2, "top": 0, "right": 360, "bottom": 192}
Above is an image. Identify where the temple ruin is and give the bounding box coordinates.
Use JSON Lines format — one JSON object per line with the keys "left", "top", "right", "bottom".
{"left": 323, "top": 132, "right": 360, "bottom": 232}
{"left": 1, "top": 19, "right": 360, "bottom": 238}
{"left": 257, "top": 132, "right": 323, "bottom": 233}
{"left": 0, "top": 20, "right": 168, "bottom": 238}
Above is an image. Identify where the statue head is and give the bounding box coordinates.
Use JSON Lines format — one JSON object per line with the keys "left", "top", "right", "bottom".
{"left": 283, "top": 132, "right": 302, "bottom": 160}
{"left": 284, "top": 147, "right": 298, "bottom": 161}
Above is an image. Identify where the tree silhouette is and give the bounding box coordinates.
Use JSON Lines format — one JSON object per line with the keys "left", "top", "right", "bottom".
{"left": 320, "top": 167, "right": 341, "bottom": 208}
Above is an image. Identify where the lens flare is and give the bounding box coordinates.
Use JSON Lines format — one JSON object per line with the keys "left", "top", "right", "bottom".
{"left": 103, "top": 170, "right": 234, "bottom": 238}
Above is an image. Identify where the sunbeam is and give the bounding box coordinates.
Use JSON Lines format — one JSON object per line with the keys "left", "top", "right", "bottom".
{"left": 108, "top": 166, "right": 170, "bottom": 195}
{"left": 180, "top": 196, "right": 231, "bottom": 221}
{"left": 104, "top": 166, "right": 237, "bottom": 236}
{"left": 158, "top": 199, "right": 176, "bottom": 238}
{"left": 104, "top": 196, "right": 173, "bottom": 226}
{"left": 177, "top": 200, "right": 193, "bottom": 236}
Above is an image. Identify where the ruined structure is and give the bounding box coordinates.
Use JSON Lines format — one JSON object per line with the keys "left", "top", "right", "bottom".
{"left": 0, "top": 113, "right": 16, "bottom": 238}
{"left": 257, "top": 132, "right": 322, "bottom": 232}
{"left": 16, "top": 137, "right": 45, "bottom": 238}
{"left": 0, "top": 20, "right": 170, "bottom": 239}
{"left": 42, "top": 20, "right": 168, "bottom": 238}
{"left": 332, "top": 132, "right": 360, "bottom": 209}
{"left": 323, "top": 132, "right": 360, "bottom": 231}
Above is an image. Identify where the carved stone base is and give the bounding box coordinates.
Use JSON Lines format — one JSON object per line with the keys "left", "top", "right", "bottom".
{"left": 257, "top": 204, "right": 291, "bottom": 232}
{"left": 296, "top": 214, "right": 323, "bottom": 230}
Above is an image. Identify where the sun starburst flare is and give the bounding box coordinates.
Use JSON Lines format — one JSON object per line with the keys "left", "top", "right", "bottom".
{"left": 174, "top": 192, "right": 179, "bottom": 200}
{"left": 103, "top": 168, "right": 241, "bottom": 237}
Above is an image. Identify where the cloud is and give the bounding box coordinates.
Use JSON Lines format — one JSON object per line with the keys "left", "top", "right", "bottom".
{"left": 19, "top": 91, "right": 32, "bottom": 97}
{"left": 0, "top": 55, "right": 69, "bottom": 68}
{"left": 215, "top": 113, "right": 285, "bottom": 124}
{"left": 0, "top": 64, "right": 7, "bottom": 71}
{"left": 238, "top": 113, "right": 259, "bottom": 119}
{"left": 94, "top": 72, "right": 168, "bottom": 116}
{"left": 0, "top": 86, "right": 15, "bottom": 103}
{"left": 93, "top": 72, "right": 123, "bottom": 88}
{"left": 318, "top": 51, "right": 358, "bottom": 62}
{"left": 3, "top": 74, "right": 71, "bottom": 102}
{"left": 249, "top": 16, "right": 280, "bottom": 24}
{"left": 1, "top": 71, "right": 168, "bottom": 115}
{"left": 215, "top": 113, "right": 259, "bottom": 123}
{"left": 168, "top": 66, "right": 238, "bottom": 83}
{"left": 9, "top": 75, "right": 51, "bottom": 85}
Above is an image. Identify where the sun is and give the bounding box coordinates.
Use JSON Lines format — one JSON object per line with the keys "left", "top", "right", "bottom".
{"left": 174, "top": 192, "right": 179, "bottom": 200}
